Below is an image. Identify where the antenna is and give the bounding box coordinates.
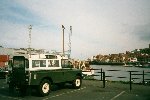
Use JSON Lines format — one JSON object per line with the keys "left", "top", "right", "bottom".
{"left": 28, "top": 25, "right": 32, "bottom": 57}
{"left": 68, "top": 26, "right": 72, "bottom": 58}
{"left": 62, "top": 25, "right": 65, "bottom": 56}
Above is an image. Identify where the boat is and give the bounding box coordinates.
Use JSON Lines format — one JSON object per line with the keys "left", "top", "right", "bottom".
{"left": 82, "top": 68, "right": 95, "bottom": 76}
{"left": 135, "top": 62, "right": 143, "bottom": 67}
{"left": 81, "top": 61, "right": 94, "bottom": 76}
{"left": 123, "top": 63, "right": 134, "bottom": 67}
{"left": 142, "top": 62, "right": 150, "bottom": 68}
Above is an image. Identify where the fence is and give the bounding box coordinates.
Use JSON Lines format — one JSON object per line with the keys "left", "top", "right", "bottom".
{"left": 129, "top": 71, "right": 150, "bottom": 90}
{"left": 82, "top": 68, "right": 150, "bottom": 90}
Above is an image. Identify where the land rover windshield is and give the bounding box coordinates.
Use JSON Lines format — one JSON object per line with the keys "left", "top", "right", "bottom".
{"left": 13, "top": 56, "right": 25, "bottom": 68}
{"left": 13, "top": 59, "right": 24, "bottom": 68}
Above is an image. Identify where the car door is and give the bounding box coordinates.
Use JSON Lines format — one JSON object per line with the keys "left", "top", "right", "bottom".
{"left": 12, "top": 56, "right": 26, "bottom": 85}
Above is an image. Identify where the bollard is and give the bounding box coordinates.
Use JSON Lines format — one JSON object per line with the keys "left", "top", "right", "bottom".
{"left": 143, "top": 70, "right": 145, "bottom": 85}
{"left": 129, "top": 71, "right": 132, "bottom": 91}
{"left": 101, "top": 68, "right": 102, "bottom": 81}
{"left": 103, "top": 72, "right": 105, "bottom": 88}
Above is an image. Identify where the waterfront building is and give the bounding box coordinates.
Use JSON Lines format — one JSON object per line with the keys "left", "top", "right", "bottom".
{"left": 90, "top": 44, "right": 150, "bottom": 65}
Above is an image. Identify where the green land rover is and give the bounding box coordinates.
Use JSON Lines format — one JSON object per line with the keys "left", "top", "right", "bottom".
{"left": 7, "top": 54, "right": 82, "bottom": 96}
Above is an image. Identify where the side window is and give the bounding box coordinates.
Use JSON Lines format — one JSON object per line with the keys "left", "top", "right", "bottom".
{"left": 32, "top": 60, "right": 46, "bottom": 68}
{"left": 40, "top": 60, "right": 46, "bottom": 67}
{"left": 32, "top": 60, "right": 40, "bottom": 67}
{"left": 61, "top": 60, "right": 72, "bottom": 68}
{"left": 62, "top": 60, "right": 69, "bottom": 68}
{"left": 48, "top": 60, "right": 59, "bottom": 67}
{"left": 53, "top": 60, "right": 59, "bottom": 67}
{"left": 48, "top": 60, "right": 53, "bottom": 67}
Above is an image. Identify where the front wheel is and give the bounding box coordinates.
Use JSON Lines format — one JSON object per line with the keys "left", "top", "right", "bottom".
{"left": 72, "top": 76, "right": 82, "bottom": 89}
{"left": 38, "top": 79, "right": 51, "bottom": 97}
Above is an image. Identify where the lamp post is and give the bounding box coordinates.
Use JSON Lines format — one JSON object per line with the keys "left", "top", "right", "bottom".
{"left": 28, "top": 25, "right": 32, "bottom": 58}
{"left": 62, "top": 25, "right": 65, "bottom": 56}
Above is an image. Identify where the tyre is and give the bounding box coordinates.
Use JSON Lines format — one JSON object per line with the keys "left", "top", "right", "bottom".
{"left": 38, "top": 79, "right": 51, "bottom": 96}
{"left": 19, "top": 86, "right": 27, "bottom": 97}
{"left": 72, "top": 76, "right": 82, "bottom": 89}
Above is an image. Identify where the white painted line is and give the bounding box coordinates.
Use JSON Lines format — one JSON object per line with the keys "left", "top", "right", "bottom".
{"left": 43, "top": 87, "right": 86, "bottom": 100}
{"left": 110, "top": 91, "right": 125, "bottom": 100}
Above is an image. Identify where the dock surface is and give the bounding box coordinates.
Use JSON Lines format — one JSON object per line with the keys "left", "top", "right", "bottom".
{"left": 0, "top": 79, "right": 150, "bottom": 100}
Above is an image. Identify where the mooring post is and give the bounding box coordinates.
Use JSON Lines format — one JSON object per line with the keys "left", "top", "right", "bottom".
{"left": 103, "top": 72, "right": 105, "bottom": 88}
{"left": 143, "top": 70, "right": 145, "bottom": 85}
{"left": 101, "top": 68, "right": 102, "bottom": 81}
{"left": 129, "top": 71, "right": 132, "bottom": 91}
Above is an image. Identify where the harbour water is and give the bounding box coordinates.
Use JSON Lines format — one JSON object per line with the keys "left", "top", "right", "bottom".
{"left": 91, "top": 65, "right": 150, "bottom": 83}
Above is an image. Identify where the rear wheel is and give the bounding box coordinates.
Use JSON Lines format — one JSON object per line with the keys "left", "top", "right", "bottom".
{"left": 72, "top": 76, "right": 82, "bottom": 89}
{"left": 19, "top": 85, "right": 27, "bottom": 96}
{"left": 38, "top": 79, "right": 51, "bottom": 96}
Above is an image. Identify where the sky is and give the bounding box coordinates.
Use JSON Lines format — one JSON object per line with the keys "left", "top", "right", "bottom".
{"left": 0, "top": 0, "right": 150, "bottom": 60}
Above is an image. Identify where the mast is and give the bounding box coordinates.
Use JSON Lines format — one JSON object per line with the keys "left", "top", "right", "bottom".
{"left": 62, "top": 25, "right": 65, "bottom": 56}
{"left": 28, "top": 25, "right": 32, "bottom": 57}
{"left": 68, "top": 26, "right": 72, "bottom": 58}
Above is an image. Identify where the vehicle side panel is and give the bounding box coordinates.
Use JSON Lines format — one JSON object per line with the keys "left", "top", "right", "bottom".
{"left": 29, "top": 69, "right": 81, "bottom": 85}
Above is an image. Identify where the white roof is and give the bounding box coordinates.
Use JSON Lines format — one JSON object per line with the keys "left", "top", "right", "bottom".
{"left": 13, "top": 53, "right": 69, "bottom": 60}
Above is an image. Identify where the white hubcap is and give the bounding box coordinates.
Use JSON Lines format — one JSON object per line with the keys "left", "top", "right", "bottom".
{"left": 75, "top": 79, "right": 81, "bottom": 87}
{"left": 42, "top": 83, "right": 49, "bottom": 93}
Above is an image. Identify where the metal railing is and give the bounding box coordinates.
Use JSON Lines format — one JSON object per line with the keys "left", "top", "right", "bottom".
{"left": 83, "top": 68, "right": 150, "bottom": 90}
{"left": 129, "top": 70, "right": 150, "bottom": 90}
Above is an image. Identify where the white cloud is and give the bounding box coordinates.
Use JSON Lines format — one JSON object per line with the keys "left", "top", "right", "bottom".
{"left": 1, "top": 0, "right": 150, "bottom": 59}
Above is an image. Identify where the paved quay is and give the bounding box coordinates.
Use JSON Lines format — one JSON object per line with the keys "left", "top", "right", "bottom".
{"left": 0, "top": 79, "right": 150, "bottom": 100}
